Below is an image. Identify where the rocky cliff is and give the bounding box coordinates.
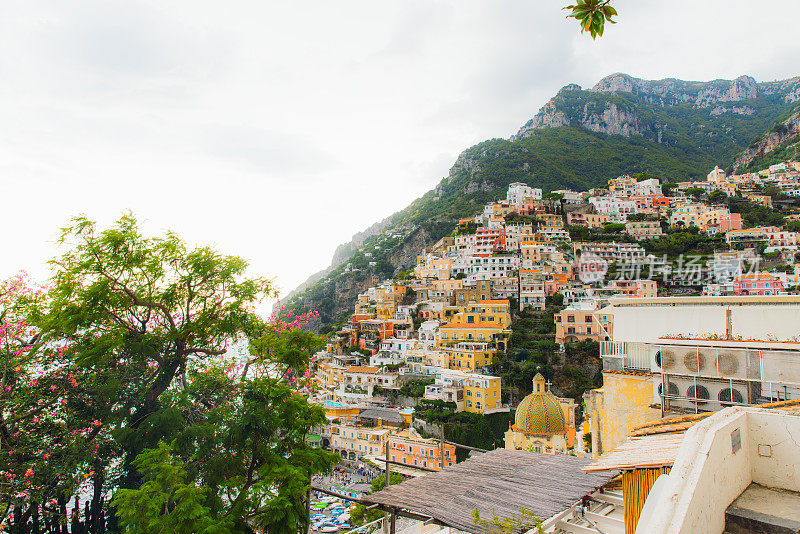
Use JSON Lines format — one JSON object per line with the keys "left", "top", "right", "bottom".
{"left": 514, "top": 73, "right": 800, "bottom": 141}
{"left": 732, "top": 105, "right": 800, "bottom": 170}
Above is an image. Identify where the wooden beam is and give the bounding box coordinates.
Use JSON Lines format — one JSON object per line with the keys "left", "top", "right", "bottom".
{"left": 443, "top": 439, "right": 487, "bottom": 453}
{"left": 383, "top": 459, "right": 438, "bottom": 473}
{"left": 309, "top": 486, "right": 433, "bottom": 523}
{"left": 310, "top": 485, "right": 368, "bottom": 504}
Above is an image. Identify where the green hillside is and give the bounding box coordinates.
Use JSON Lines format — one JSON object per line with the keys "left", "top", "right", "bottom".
{"left": 286, "top": 73, "right": 800, "bottom": 332}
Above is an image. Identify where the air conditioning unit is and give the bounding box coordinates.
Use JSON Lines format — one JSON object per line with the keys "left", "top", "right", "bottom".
{"left": 659, "top": 348, "right": 678, "bottom": 373}
{"left": 677, "top": 348, "right": 706, "bottom": 375}
{"left": 716, "top": 349, "right": 747, "bottom": 379}
{"left": 652, "top": 378, "right": 680, "bottom": 404}
{"left": 651, "top": 348, "right": 663, "bottom": 372}
{"left": 660, "top": 376, "right": 749, "bottom": 412}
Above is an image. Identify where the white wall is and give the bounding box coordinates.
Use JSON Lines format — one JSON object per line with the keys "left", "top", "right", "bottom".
{"left": 636, "top": 406, "right": 800, "bottom": 534}
{"left": 637, "top": 408, "right": 752, "bottom": 534}
{"left": 610, "top": 298, "right": 800, "bottom": 343}
{"left": 748, "top": 410, "right": 800, "bottom": 492}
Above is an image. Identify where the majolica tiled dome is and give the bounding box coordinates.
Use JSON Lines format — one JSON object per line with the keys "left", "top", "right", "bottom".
{"left": 512, "top": 373, "right": 566, "bottom": 436}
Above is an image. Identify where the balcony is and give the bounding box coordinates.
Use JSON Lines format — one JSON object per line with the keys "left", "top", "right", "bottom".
{"left": 600, "top": 341, "right": 651, "bottom": 371}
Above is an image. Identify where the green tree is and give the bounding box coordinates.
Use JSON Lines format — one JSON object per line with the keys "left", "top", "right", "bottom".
{"left": 563, "top": 0, "right": 617, "bottom": 39}
{"left": 708, "top": 189, "right": 728, "bottom": 205}
{"left": 1, "top": 214, "right": 334, "bottom": 533}
{"left": 662, "top": 183, "right": 679, "bottom": 197}
{"left": 684, "top": 187, "right": 705, "bottom": 199}
{"left": 349, "top": 473, "right": 402, "bottom": 527}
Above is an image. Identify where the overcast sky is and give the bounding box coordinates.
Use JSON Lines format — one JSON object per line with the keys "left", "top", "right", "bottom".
{"left": 2, "top": 0, "right": 799, "bottom": 304}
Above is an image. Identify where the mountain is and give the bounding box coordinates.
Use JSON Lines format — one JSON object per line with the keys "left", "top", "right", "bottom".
{"left": 285, "top": 73, "right": 800, "bottom": 332}
{"left": 732, "top": 102, "right": 800, "bottom": 171}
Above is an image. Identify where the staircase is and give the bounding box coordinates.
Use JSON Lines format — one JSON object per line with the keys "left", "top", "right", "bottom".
{"left": 550, "top": 488, "right": 625, "bottom": 534}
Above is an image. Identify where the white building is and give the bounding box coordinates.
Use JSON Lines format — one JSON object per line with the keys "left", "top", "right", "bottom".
{"left": 451, "top": 255, "right": 521, "bottom": 284}
{"left": 636, "top": 406, "right": 800, "bottom": 534}
{"left": 551, "top": 189, "right": 583, "bottom": 204}
{"left": 453, "top": 234, "right": 477, "bottom": 256}
{"left": 588, "top": 196, "right": 637, "bottom": 222}
{"left": 507, "top": 182, "right": 543, "bottom": 205}
{"left": 520, "top": 270, "right": 546, "bottom": 310}
{"left": 417, "top": 320, "right": 440, "bottom": 351}
{"left": 632, "top": 178, "right": 662, "bottom": 196}
{"left": 600, "top": 296, "right": 800, "bottom": 414}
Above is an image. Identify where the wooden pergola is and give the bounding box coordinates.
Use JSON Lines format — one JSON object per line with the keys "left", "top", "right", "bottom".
{"left": 362, "top": 449, "right": 618, "bottom": 534}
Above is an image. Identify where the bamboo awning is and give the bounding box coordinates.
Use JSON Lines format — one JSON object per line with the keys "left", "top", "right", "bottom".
{"left": 583, "top": 432, "right": 686, "bottom": 472}
{"left": 363, "top": 449, "right": 617, "bottom": 533}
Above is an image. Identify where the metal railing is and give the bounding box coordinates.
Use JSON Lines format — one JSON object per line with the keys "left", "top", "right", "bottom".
{"left": 341, "top": 517, "right": 384, "bottom": 534}
{"left": 600, "top": 341, "right": 651, "bottom": 371}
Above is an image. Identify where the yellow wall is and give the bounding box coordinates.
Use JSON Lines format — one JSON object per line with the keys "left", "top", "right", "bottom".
{"left": 586, "top": 371, "right": 661, "bottom": 457}
{"left": 443, "top": 345, "right": 495, "bottom": 371}
{"left": 463, "top": 377, "right": 501, "bottom": 413}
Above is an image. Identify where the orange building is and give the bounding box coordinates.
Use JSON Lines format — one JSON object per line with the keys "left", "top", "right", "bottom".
{"left": 387, "top": 430, "right": 456, "bottom": 470}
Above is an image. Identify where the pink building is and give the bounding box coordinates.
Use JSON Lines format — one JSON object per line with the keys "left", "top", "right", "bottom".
{"left": 706, "top": 213, "right": 742, "bottom": 234}
{"left": 733, "top": 274, "right": 784, "bottom": 296}
{"left": 516, "top": 200, "right": 545, "bottom": 217}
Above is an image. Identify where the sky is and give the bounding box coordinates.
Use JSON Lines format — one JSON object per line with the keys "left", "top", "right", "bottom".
{"left": 2, "top": 0, "right": 799, "bottom": 304}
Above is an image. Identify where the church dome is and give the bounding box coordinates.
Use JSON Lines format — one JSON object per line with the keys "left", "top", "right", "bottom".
{"left": 512, "top": 373, "right": 566, "bottom": 436}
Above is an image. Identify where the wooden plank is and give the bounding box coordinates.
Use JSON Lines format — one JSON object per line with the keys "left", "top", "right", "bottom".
{"left": 362, "top": 449, "right": 618, "bottom": 534}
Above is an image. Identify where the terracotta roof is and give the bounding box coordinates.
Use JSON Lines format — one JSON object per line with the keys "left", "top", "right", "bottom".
{"left": 345, "top": 366, "right": 380, "bottom": 374}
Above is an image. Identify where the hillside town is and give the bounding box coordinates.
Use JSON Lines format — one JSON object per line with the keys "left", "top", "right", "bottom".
{"left": 308, "top": 159, "right": 800, "bottom": 533}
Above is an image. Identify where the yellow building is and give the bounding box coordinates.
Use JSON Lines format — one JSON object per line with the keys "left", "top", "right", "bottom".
{"left": 321, "top": 401, "right": 360, "bottom": 424}
{"left": 608, "top": 174, "right": 636, "bottom": 194}
{"left": 442, "top": 341, "right": 495, "bottom": 371}
{"left": 329, "top": 423, "right": 392, "bottom": 461}
{"left": 584, "top": 370, "right": 661, "bottom": 458}
{"left": 446, "top": 300, "right": 511, "bottom": 328}
{"left": 504, "top": 374, "right": 576, "bottom": 452}
{"left": 316, "top": 362, "right": 347, "bottom": 388}
{"left": 426, "top": 369, "right": 504, "bottom": 414}
{"left": 354, "top": 293, "right": 375, "bottom": 315}
{"left": 539, "top": 213, "right": 564, "bottom": 229}
{"left": 463, "top": 373, "right": 503, "bottom": 414}
{"left": 438, "top": 300, "right": 512, "bottom": 350}
{"left": 520, "top": 233, "right": 551, "bottom": 246}
{"left": 423, "top": 350, "right": 450, "bottom": 369}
